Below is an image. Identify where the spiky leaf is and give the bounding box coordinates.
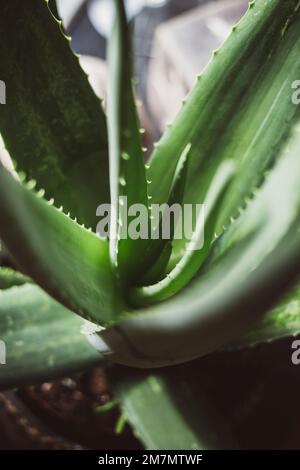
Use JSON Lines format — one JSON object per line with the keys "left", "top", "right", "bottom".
{"left": 0, "top": 166, "right": 120, "bottom": 326}
{"left": 148, "top": 0, "right": 300, "bottom": 260}
{"left": 98, "top": 123, "right": 300, "bottom": 366}
{"left": 0, "top": 0, "right": 109, "bottom": 228}
{"left": 107, "top": 0, "right": 148, "bottom": 280}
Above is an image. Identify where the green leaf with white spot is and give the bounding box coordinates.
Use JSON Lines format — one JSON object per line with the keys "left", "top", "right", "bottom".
{"left": 107, "top": 0, "right": 148, "bottom": 281}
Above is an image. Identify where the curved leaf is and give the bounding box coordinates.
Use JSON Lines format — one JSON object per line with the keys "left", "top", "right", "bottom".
{"left": 0, "top": 166, "right": 120, "bottom": 326}
{"left": 135, "top": 143, "right": 191, "bottom": 287}
{"left": 110, "top": 366, "right": 237, "bottom": 450}
{"left": 95, "top": 123, "right": 300, "bottom": 366}
{"left": 131, "top": 160, "right": 235, "bottom": 304}
{"left": 0, "top": 0, "right": 109, "bottom": 228}
{"left": 148, "top": 0, "right": 300, "bottom": 259}
{"left": 0, "top": 284, "right": 102, "bottom": 391}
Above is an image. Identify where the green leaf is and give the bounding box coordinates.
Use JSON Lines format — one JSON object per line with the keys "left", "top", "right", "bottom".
{"left": 0, "top": 166, "right": 120, "bottom": 326}
{"left": 139, "top": 242, "right": 172, "bottom": 286}
{"left": 233, "top": 283, "right": 300, "bottom": 349}
{"left": 148, "top": 0, "right": 300, "bottom": 259}
{"left": 0, "top": 0, "right": 109, "bottom": 228}
{"left": 0, "top": 283, "right": 102, "bottom": 391}
{"left": 0, "top": 268, "right": 29, "bottom": 290}
{"left": 131, "top": 159, "right": 235, "bottom": 305}
{"left": 135, "top": 143, "right": 191, "bottom": 287}
{"left": 98, "top": 123, "right": 300, "bottom": 367}
{"left": 110, "top": 366, "right": 237, "bottom": 450}
{"left": 107, "top": 0, "right": 148, "bottom": 280}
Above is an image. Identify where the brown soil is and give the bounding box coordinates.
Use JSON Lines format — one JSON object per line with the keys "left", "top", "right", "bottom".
{"left": 7, "top": 368, "right": 140, "bottom": 450}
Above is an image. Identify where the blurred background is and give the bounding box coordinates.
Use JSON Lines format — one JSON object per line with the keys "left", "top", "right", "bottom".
{"left": 56, "top": 0, "right": 248, "bottom": 138}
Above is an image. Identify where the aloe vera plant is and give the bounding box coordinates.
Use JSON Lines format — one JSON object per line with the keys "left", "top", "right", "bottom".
{"left": 1, "top": 0, "right": 300, "bottom": 449}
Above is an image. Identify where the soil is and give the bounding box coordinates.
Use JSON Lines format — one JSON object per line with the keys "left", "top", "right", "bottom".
{"left": 0, "top": 368, "right": 140, "bottom": 450}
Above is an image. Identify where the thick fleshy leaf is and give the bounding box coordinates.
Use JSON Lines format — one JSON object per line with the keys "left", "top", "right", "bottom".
{"left": 131, "top": 160, "right": 235, "bottom": 304}
{"left": 107, "top": 0, "right": 148, "bottom": 279}
{"left": 139, "top": 243, "right": 172, "bottom": 286}
{"left": 113, "top": 345, "right": 300, "bottom": 450}
{"left": 95, "top": 123, "right": 300, "bottom": 367}
{"left": 135, "top": 143, "right": 191, "bottom": 287}
{"left": 0, "top": 0, "right": 109, "bottom": 228}
{"left": 0, "top": 166, "right": 120, "bottom": 326}
{"left": 148, "top": 0, "right": 300, "bottom": 259}
{"left": 0, "top": 284, "right": 102, "bottom": 391}
{"left": 110, "top": 366, "right": 237, "bottom": 450}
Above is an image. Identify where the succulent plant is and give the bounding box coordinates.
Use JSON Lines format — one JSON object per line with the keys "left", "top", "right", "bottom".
{"left": 1, "top": 0, "right": 300, "bottom": 449}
